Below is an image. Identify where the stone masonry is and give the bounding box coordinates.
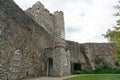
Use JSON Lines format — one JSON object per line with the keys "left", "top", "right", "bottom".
{"left": 66, "top": 41, "right": 118, "bottom": 71}
{"left": 0, "top": 0, "right": 119, "bottom": 80}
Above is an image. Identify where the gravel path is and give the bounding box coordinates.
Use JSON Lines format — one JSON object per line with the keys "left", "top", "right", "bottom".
{"left": 25, "top": 75, "right": 80, "bottom": 80}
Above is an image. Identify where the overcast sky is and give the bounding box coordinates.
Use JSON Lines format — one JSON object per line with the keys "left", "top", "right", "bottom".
{"left": 14, "top": 0, "right": 118, "bottom": 43}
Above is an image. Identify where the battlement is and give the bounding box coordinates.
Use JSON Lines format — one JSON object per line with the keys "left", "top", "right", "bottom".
{"left": 26, "top": 1, "right": 55, "bottom": 36}
{"left": 26, "top": 2, "right": 65, "bottom": 42}
{"left": 54, "top": 11, "right": 64, "bottom": 15}
{"left": 33, "top": 1, "right": 44, "bottom": 10}
{"left": 27, "top": 1, "right": 51, "bottom": 15}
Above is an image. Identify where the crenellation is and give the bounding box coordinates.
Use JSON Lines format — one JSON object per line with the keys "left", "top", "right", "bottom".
{"left": 32, "top": 1, "right": 44, "bottom": 10}
{"left": 44, "top": 8, "right": 50, "bottom": 13}
{"left": 54, "top": 11, "right": 64, "bottom": 15}
{"left": 26, "top": 2, "right": 55, "bottom": 36}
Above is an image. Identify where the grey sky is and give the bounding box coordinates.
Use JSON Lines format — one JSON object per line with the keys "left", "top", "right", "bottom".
{"left": 14, "top": 0, "right": 118, "bottom": 43}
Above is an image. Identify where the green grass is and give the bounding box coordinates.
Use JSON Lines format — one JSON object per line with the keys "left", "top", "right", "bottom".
{"left": 64, "top": 74, "right": 120, "bottom": 80}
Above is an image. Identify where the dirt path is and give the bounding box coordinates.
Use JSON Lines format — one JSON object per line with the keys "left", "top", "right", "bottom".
{"left": 25, "top": 75, "right": 80, "bottom": 80}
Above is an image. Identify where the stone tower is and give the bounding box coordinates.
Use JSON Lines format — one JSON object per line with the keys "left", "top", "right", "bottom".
{"left": 52, "top": 11, "right": 70, "bottom": 76}
{"left": 26, "top": 1, "right": 54, "bottom": 36}
{"left": 26, "top": 1, "right": 70, "bottom": 77}
{"left": 54, "top": 11, "right": 65, "bottom": 47}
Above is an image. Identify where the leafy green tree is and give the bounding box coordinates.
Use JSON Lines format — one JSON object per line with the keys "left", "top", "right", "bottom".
{"left": 103, "top": 0, "right": 120, "bottom": 63}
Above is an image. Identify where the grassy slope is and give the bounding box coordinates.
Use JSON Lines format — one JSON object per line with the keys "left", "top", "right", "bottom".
{"left": 64, "top": 74, "right": 120, "bottom": 80}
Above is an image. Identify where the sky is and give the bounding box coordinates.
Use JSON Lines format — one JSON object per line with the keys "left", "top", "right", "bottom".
{"left": 14, "top": 0, "right": 118, "bottom": 43}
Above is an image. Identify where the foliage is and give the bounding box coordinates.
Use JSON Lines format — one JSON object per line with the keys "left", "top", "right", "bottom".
{"left": 72, "top": 66, "right": 120, "bottom": 74}
{"left": 104, "top": 0, "right": 120, "bottom": 37}
{"left": 103, "top": 0, "right": 120, "bottom": 63}
{"left": 103, "top": 26, "right": 120, "bottom": 42}
{"left": 113, "top": 0, "right": 120, "bottom": 16}
{"left": 64, "top": 74, "right": 120, "bottom": 80}
{"left": 72, "top": 69, "right": 95, "bottom": 74}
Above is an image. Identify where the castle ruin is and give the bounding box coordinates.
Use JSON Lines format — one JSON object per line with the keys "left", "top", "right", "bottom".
{"left": 0, "top": 0, "right": 118, "bottom": 80}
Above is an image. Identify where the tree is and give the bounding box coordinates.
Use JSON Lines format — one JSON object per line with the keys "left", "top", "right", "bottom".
{"left": 103, "top": 0, "right": 120, "bottom": 63}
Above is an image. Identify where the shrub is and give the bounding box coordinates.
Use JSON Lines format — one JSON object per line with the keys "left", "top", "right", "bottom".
{"left": 72, "top": 67, "right": 120, "bottom": 74}
{"left": 94, "top": 68, "right": 105, "bottom": 74}
{"left": 109, "top": 68, "right": 120, "bottom": 74}
{"left": 71, "top": 70, "right": 81, "bottom": 74}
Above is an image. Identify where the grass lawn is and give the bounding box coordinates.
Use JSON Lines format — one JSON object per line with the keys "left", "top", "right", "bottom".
{"left": 64, "top": 74, "right": 120, "bottom": 80}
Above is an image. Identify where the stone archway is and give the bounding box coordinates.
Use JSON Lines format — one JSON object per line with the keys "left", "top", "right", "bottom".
{"left": 47, "top": 58, "right": 53, "bottom": 76}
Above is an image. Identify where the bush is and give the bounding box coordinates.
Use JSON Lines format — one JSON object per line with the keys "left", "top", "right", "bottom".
{"left": 72, "top": 69, "right": 95, "bottom": 74}
{"left": 71, "top": 70, "right": 81, "bottom": 74}
{"left": 109, "top": 68, "right": 120, "bottom": 74}
{"left": 94, "top": 66, "right": 107, "bottom": 74}
{"left": 83, "top": 69, "right": 95, "bottom": 74}
{"left": 72, "top": 67, "right": 120, "bottom": 74}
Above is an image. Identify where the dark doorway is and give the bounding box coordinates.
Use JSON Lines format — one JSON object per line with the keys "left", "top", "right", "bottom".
{"left": 73, "top": 63, "right": 81, "bottom": 70}
{"left": 47, "top": 58, "right": 53, "bottom": 76}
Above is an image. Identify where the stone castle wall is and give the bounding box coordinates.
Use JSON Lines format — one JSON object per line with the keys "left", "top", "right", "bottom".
{"left": 0, "top": 0, "right": 54, "bottom": 79}
{"left": 0, "top": 0, "right": 119, "bottom": 80}
{"left": 67, "top": 41, "right": 118, "bottom": 71}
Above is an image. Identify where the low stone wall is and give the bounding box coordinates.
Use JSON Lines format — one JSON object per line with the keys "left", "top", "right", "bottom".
{"left": 66, "top": 40, "right": 118, "bottom": 70}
